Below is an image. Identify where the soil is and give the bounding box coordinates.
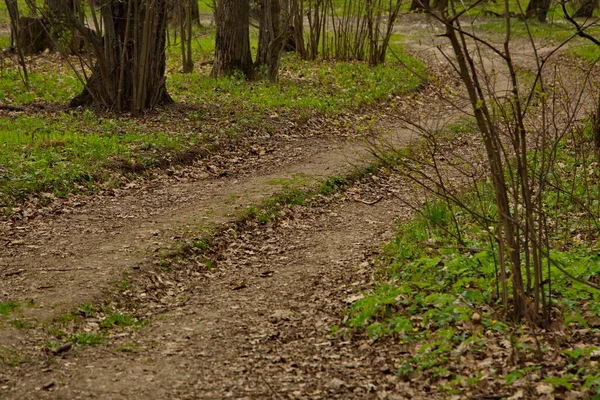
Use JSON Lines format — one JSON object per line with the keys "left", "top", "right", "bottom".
{"left": 0, "top": 15, "right": 595, "bottom": 400}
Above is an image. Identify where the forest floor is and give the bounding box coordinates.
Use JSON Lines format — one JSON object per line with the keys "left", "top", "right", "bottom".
{"left": 0, "top": 15, "right": 598, "bottom": 400}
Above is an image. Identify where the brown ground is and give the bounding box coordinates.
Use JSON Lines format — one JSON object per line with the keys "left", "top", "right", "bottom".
{"left": 1, "top": 15, "right": 596, "bottom": 400}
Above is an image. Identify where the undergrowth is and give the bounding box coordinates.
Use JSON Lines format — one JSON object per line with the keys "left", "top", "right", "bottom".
{"left": 344, "top": 132, "right": 600, "bottom": 396}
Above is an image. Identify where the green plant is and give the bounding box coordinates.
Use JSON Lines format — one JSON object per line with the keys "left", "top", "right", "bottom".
{"left": 193, "top": 240, "right": 209, "bottom": 250}
{"left": 99, "top": 313, "right": 145, "bottom": 329}
{"left": 70, "top": 332, "right": 106, "bottom": 345}
{"left": 9, "top": 319, "right": 30, "bottom": 329}
{"left": 0, "top": 346, "right": 23, "bottom": 367}
{"left": 78, "top": 304, "right": 98, "bottom": 317}
{"left": 0, "top": 301, "right": 21, "bottom": 316}
{"left": 117, "top": 279, "right": 130, "bottom": 291}
{"left": 319, "top": 176, "right": 346, "bottom": 195}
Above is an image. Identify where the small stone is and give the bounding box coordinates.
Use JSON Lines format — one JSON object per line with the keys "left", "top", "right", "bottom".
{"left": 327, "top": 378, "right": 346, "bottom": 390}
{"left": 471, "top": 312, "right": 482, "bottom": 323}
{"left": 269, "top": 310, "right": 293, "bottom": 323}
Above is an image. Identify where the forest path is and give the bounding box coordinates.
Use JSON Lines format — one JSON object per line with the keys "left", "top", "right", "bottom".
{"left": 0, "top": 131, "right": 414, "bottom": 316}
{"left": 1, "top": 15, "right": 588, "bottom": 400}
{"left": 0, "top": 89, "right": 437, "bottom": 400}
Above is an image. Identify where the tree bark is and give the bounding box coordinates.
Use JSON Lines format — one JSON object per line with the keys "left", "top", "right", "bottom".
{"left": 5, "top": 0, "right": 29, "bottom": 84}
{"left": 574, "top": 0, "right": 599, "bottom": 17}
{"left": 256, "top": 0, "right": 268, "bottom": 66}
{"left": 179, "top": 0, "right": 194, "bottom": 73}
{"left": 409, "top": 0, "right": 429, "bottom": 12}
{"left": 256, "top": 0, "right": 287, "bottom": 81}
{"left": 525, "top": 0, "right": 551, "bottom": 22}
{"left": 70, "top": 0, "right": 172, "bottom": 112}
{"left": 212, "top": 0, "right": 253, "bottom": 78}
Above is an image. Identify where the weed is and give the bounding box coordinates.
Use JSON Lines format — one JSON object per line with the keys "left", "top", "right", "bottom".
{"left": 117, "top": 279, "right": 130, "bottom": 291}
{"left": 319, "top": 176, "right": 346, "bottom": 195}
{"left": 70, "top": 332, "right": 106, "bottom": 345}
{"left": 9, "top": 319, "right": 30, "bottom": 329}
{"left": 77, "top": 304, "right": 98, "bottom": 317}
{"left": 99, "top": 313, "right": 145, "bottom": 329}
{"left": 0, "top": 301, "right": 21, "bottom": 316}
{"left": 193, "top": 240, "right": 209, "bottom": 250}
{"left": 344, "top": 127, "right": 600, "bottom": 394}
{"left": 0, "top": 346, "right": 23, "bottom": 367}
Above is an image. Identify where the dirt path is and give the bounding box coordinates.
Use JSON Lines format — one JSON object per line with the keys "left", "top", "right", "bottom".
{"left": 8, "top": 172, "right": 422, "bottom": 399}
{"left": 0, "top": 89, "right": 444, "bottom": 399}
{"left": 0, "top": 119, "right": 419, "bottom": 315}
{"left": 1, "top": 16, "right": 593, "bottom": 399}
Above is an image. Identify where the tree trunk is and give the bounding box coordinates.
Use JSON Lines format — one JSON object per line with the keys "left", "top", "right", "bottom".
{"left": 525, "top": 0, "right": 550, "bottom": 22}
{"left": 180, "top": 0, "right": 194, "bottom": 73}
{"left": 574, "top": 0, "right": 599, "bottom": 17}
{"left": 212, "top": 0, "right": 253, "bottom": 78}
{"left": 17, "top": 16, "right": 52, "bottom": 54}
{"left": 594, "top": 91, "right": 600, "bottom": 151}
{"left": 191, "top": 0, "right": 200, "bottom": 24}
{"left": 5, "top": 0, "right": 29, "bottom": 84}
{"left": 70, "top": 0, "right": 172, "bottom": 112}
{"left": 256, "top": 0, "right": 268, "bottom": 66}
{"left": 290, "top": 0, "right": 306, "bottom": 59}
{"left": 409, "top": 0, "right": 429, "bottom": 12}
{"left": 256, "top": 0, "right": 288, "bottom": 78}
{"left": 265, "top": 0, "right": 286, "bottom": 81}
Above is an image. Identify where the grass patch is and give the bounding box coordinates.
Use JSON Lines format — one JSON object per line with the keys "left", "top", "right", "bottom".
{"left": 569, "top": 43, "right": 600, "bottom": 62}
{"left": 47, "top": 305, "right": 146, "bottom": 347}
{"left": 99, "top": 313, "right": 146, "bottom": 329}
{"left": 0, "top": 346, "right": 24, "bottom": 367}
{"left": 168, "top": 52, "right": 425, "bottom": 116}
{"left": 0, "top": 24, "right": 425, "bottom": 207}
{"left": 0, "top": 110, "right": 195, "bottom": 207}
{"left": 0, "top": 301, "right": 21, "bottom": 316}
{"left": 70, "top": 332, "right": 106, "bottom": 345}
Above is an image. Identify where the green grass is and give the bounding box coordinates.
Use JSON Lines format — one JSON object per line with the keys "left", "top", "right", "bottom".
{"left": 168, "top": 52, "right": 424, "bottom": 116}
{"left": 70, "top": 332, "right": 106, "bottom": 345}
{"left": 0, "top": 111, "right": 191, "bottom": 206}
{"left": 0, "top": 301, "right": 20, "bottom": 316}
{"left": 0, "top": 67, "right": 82, "bottom": 104}
{"left": 569, "top": 43, "right": 600, "bottom": 62}
{"left": 344, "top": 131, "right": 600, "bottom": 395}
{"left": 47, "top": 307, "right": 146, "bottom": 347}
{"left": 0, "top": 346, "right": 23, "bottom": 367}
{"left": 0, "top": 25, "right": 425, "bottom": 208}
{"left": 99, "top": 313, "right": 145, "bottom": 329}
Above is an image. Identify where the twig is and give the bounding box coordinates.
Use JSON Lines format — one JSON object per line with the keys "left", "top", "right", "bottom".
{"left": 0, "top": 105, "right": 25, "bottom": 112}
{"left": 258, "top": 373, "right": 281, "bottom": 399}
{"left": 38, "top": 267, "right": 99, "bottom": 272}
{"left": 4, "top": 269, "right": 24, "bottom": 277}
{"left": 354, "top": 196, "right": 383, "bottom": 205}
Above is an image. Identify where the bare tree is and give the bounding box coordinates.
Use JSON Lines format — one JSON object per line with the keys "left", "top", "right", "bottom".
{"left": 388, "top": 0, "right": 600, "bottom": 325}
{"left": 4, "top": 0, "right": 29, "bottom": 85}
